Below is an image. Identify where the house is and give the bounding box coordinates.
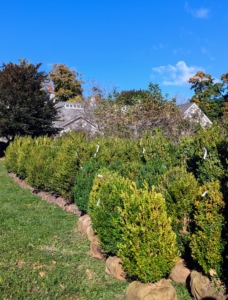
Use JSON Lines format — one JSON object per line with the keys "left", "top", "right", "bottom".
{"left": 54, "top": 101, "right": 99, "bottom": 135}
{"left": 53, "top": 100, "right": 212, "bottom": 136}
{"left": 177, "top": 102, "right": 212, "bottom": 127}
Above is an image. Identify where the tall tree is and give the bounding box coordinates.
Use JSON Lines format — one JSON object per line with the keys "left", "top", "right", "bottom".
{"left": 0, "top": 61, "right": 58, "bottom": 141}
{"left": 188, "top": 71, "right": 224, "bottom": 121}
{"left": 49, "top": 63, "right": 84, "bottom": 102}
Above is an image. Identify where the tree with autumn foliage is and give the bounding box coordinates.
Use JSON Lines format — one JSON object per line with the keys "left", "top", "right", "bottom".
{"left": 0, "top": 61, "right": 58, "bottom": 141}
{"left": 49, "top": 63, "right": 84, "bottom": 102}
{"left": 95, "top": 82, "right": 192, "bottom": 140}
{"left": 188, "top": 71, "right": 225, "bottom": 121}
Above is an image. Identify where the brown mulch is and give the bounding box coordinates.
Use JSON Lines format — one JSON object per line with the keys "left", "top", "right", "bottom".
{"left": 8, "top": 172, "right": 82, "bottom": 217}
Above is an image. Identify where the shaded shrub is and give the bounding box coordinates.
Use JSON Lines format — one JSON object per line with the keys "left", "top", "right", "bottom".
{"left": 178, "top": 125, "right": 225, "bottom": 185}
{"left": 74, "top": 158, "right": 107, "bottom": 212}
{"left": 136, "top": 157, "right": 168, "bottom": 190}
{"left": 190, "top": 181, "right": 225, "bottom": 277}
{"left": 88, "top": 169, "right": 134, "bottom": 255}
{"left": 95, "top": 136, "right": 142, "bottom": 165}
{"left": 117, "top": 185, "right": 180, "bottom": 283}
{"left": 157, "top": 166, "right": 199, "bottom": 253}
{"left": 139, "top": 130, "right": 178, "bottom": 168}
{"left": 108, "top": 160, "right": 142, "bottom": 181}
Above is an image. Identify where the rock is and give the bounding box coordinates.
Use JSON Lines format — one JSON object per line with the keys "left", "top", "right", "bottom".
{"left": 190, "top": 270, "right": 227, "bottom": 300}
{"left": 126, "top": 279, "right": 177, "bottom": 300}
{"left": 105, "top": 256, "right": 126, "bottom": 281}
{"left": 169, "top": 258, "right": 190, "bottom": 284}
{"left": 86, "top": 225, "right": 95, "bottom": 242}
{"left": 90, "top": 236, "right": 104, "bottom": 260}
{"left": 77, "top": 214, "right": 91, "bottom": 234}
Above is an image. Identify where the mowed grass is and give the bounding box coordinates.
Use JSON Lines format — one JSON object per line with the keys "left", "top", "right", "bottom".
{"left": 0, "top": 161, "right": 128, "bottom": 299}
{"left": 0, "top": 160, "right": 193, "bottom": 300}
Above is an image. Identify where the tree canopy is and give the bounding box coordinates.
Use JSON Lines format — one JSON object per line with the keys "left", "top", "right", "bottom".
{"left": 94, "top": 82, "right": 190, "bottom": 140}
{"left": 0, "top": 61, "right": 58, "bottom": 141}
{"left": 49, "top": 63, "right": 84, "bottom": 102}
{"left": 188, "top": 71, "right": 226, "bottom": 121}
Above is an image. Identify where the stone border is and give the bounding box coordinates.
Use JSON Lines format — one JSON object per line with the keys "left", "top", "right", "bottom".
{"left": 8, "top": 172, "right": 82, "bottom": 216}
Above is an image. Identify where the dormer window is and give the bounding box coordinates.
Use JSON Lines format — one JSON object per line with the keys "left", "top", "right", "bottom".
{"left": 64, "top": 103, "right": 83, "bottom": 109}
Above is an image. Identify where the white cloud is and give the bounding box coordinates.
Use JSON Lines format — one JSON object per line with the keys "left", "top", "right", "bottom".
{"left": 185, "top": 2, "right": 210, "bottom": 19}
{"left": 151, "top": 61, "right": 203, "bottom": 86}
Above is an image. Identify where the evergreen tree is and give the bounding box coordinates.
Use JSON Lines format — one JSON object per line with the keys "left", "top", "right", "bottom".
{"left": 0, "top": 61, "right": 58, "bottom": 141}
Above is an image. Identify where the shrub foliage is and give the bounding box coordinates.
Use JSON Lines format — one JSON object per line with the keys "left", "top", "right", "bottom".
{"left": 117, "top": 185, "right": 180, "bottom": 283}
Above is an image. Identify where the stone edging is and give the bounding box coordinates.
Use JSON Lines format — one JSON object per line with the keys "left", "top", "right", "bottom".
{"left": 8, "top": 172, "right": 82, "bottom": 216}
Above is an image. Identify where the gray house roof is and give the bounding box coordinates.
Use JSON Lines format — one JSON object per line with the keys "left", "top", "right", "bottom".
{"left": 177, "top": 103, "right": 193, "bottom": 115}
{"left": 54, "top": 101, "right": 85, "bottom": 128}
{"left": 177, "top": 102, "right": 212, "bottom": 127}
{"left": 53, "top": 101, "right": 99, "bottom": 134}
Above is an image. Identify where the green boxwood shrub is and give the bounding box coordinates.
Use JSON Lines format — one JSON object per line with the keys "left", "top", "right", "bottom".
{"left": 190, "top": 181, "right": 225, "bottom": 276}
{"left": 117, "top": 185, "right": 180, "bottom": 283}
{"left": 108, "top": 160, "right": 143, "bottom": 181}
{"left": 49, "top": 137, "right": 81, "bottom": 201}
{"left": 157, "top": 166, "right": 199, "bottom": 253}
{"left": 139, "top": 130, "right": 178, "bottom": 168}
{"left": 178, "top": 125, "right": 226, "bottom": 185}
{"left": 25, "top": 143, "right": 56, "bottom": 191}
{"left": 88, "top": 169, "right": 134, "bottom": 255}
{"left": 95, "top": 136, "right": 142, "bottom": 165}
{"left": 74, "top": 157, "right": 107, "bottom": 212}
{"left": 18, "top": 136, "right": 53, "bottom": 180}
{"left": 136, "top": 157, "right": 168, "bottom": 190}
{"left": 4, "top": 136, "right": 26, "bottom": 174}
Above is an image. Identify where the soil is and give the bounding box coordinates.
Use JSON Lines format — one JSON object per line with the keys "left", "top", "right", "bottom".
{"left": 8, "top": 172, "right": 82, "bottom": 217}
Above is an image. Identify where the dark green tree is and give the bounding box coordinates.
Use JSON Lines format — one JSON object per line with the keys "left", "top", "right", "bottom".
{"left": 0, "top": 61, "right": 58, "bottom": 141}
{"left": 49, "top": 63, "right": 84, "bottom": 102}
{"left": 114, "top": 82, "right": 168, "bottom": 106}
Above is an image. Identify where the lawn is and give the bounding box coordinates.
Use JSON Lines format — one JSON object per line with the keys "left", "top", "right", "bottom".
{"left": 0, "top": 160, "right": 193, "bottom": 299}
{"left": 0, "top": 160, "right": 128, "bottom": 299}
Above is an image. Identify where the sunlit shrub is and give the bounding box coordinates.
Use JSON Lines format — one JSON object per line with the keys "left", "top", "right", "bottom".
{"left": 117, "top": 185, "right": 180, "bottom": 283}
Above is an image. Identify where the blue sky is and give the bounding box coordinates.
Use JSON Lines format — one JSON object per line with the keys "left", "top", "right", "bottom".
{"left": 1, "top": 0, "right": 227, "bottom": 102}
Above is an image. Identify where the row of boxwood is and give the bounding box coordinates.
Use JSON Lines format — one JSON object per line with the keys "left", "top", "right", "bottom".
{"left": 4, "top": 126, "right": 228, "bottom": 283}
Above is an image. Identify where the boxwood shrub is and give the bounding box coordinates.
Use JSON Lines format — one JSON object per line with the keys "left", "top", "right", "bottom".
{"left": 117, "top": 184, "right": 180, "bottom": 283}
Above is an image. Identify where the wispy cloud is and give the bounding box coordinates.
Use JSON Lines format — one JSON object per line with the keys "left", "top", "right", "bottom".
{"left": 185, "top": 2, "right": 210, "bottom": 19}
{"left": 201, "top": 47, "right": 215, "bottom": 61}
{"left": 152, "top": 61, "right": 203, "bottom": 86}
{"left": 152, "top": 43, "right": 168, "bottom": 50}
{"left": 173, "top": 48, "right": 191, "bottom": 55}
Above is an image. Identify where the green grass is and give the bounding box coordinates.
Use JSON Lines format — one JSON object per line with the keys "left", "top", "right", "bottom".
{"left": 0, "top": 160, "right": 193, "bottom": 299}
{"left": 0, "top": 161, "right": 128, "bottom": 299}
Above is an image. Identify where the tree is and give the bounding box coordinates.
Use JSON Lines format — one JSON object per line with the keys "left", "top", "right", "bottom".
{"left": 94, "top": 82, "right": 191, "bottom": 140}
{"left": 49, "top": 63, "right": 84, "bottom": 102}
{"left": 113, "top": 82, "right": 169, "bottom": 106}
{"left": 188, "top": 71, "right": 224, "bottom": 121}
{"left": 0, "top": 61, "right": 59, "bottom": 141}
